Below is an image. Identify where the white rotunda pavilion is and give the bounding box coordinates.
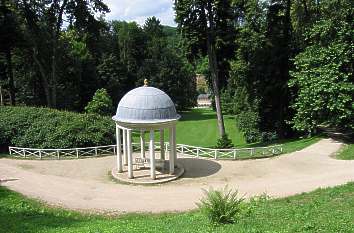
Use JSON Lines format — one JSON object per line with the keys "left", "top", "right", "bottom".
{"left": 112, "top": 80, "right": 180, "bottom": 180}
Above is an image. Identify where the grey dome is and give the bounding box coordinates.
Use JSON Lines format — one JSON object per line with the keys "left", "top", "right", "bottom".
{"left": 113, "top": 86, "right": 180, "bottom": 123}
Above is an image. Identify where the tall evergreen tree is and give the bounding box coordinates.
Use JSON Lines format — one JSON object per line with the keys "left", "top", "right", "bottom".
{"left": 175, "top": 0, "right": 236, "bottom": 137}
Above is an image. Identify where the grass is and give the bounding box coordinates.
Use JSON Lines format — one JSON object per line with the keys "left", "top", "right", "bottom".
{"left": 0, "top": 183, "right": 353, "bottom": 233}
{"left": 133, "top": 108, "right": 245, "bottom": 148}
{"left": 137, "top": 108, "right": 321, "bottom": 152}
{"left": 247, "top": 135, "right": 323, "bottom": 154}
{"left": 176, "top": 109, "right": 245, "bottom": 147}
{"left": 336, "top": 144, "right": 354, "bottom": 160}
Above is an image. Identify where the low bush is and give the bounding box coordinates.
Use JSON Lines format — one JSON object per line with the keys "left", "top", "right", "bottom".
{"left": 236, "top": 110, "right": 261, "bottom": 143}
{"left": 0, "top": 106, "right": 115, "bottom": 150}
{"left": 216, "top": 134, "right": 233, "bottom": 148}
{"left": 197, "top": 186, "right": 245, "bottom": 225}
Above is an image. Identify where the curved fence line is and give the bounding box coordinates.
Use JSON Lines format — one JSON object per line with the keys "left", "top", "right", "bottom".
{"left": 8, "top": 143, "right": 282, "bottom": 160}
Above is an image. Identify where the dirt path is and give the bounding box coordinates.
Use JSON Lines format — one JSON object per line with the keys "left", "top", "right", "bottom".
{"left": 1, "top": 138, "right": 353, "bottom": 214}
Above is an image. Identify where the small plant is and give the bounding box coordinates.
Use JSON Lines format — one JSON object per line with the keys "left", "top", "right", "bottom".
{"left": 216, "top": 134, "right": 233, "bottom": 148}
{"left": 197, "top": 186, "right": 244, "bottom": 225}
{"left": 236, "top": 110, "right": 261, "bottom": 143}
{"left": 85, "top": 88, "right": 113, "bottom": 116}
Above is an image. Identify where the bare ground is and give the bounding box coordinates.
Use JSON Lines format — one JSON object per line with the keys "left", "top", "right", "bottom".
{"left": 0, "top": 138, "right": 353, "bottom": 214}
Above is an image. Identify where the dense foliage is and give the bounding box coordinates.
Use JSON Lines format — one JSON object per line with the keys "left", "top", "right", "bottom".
{"left": 84, "top": 88, "right": 113, "bottom": 116}
{"left": 0, "top": 106, "right": 114, "bottom": 150}
{"left": 0, "top": 2, "right": 197, "bottom": 111}
{"left": 289, "top": 0, "right": 354, "bottom": 133}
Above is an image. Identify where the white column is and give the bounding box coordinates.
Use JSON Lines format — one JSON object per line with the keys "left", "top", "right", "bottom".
{"left": 160, "top": 129, "right": 165, "bottom": 160}
{"left": 123, "top": 129, "right": 128, "bottom": 165}
{"left": 173, "top": 125, "right": 177, "bottom": 162}
{"left": 127, "top": 129, "right": 133, "bottom": 179}
{"left": 116, "top": 125, "right": 123, "bottom": 173}
{"left": 169, "top": 127, "right": 175, "bottom": 174}
{"left": 140, "top": 130, "right": 145, "bottom": 159}
{"left": 150, "top": 129, "right": 156, "bottom": 179}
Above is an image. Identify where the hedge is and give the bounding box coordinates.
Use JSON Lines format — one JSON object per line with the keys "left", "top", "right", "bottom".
{"left": 0, "top": 106, "right": 115, "bottom": 151}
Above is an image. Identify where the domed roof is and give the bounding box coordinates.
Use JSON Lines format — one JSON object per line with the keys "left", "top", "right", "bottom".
{"left": 112, "top": 86, "right": 180, "bottom": 123}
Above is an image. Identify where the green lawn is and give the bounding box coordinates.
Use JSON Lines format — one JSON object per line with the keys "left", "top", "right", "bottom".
{"left": 176, "top": 109, "right": 245, "bottom": 147}
{"left": 337, "top": 144, "right": 354, "bottom": 160}
{"left": 174, "top": 108, "right": 322, "bottom": 153}
{"left": 134, "top": 108, "right": 245, "bottom": 148}
{"left": 0, "top": 183, "right": 353, "bottom": 233}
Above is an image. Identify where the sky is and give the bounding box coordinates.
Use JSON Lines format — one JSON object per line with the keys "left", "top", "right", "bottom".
{"left": 102, "top": 0, "right": 176, "bottom": 26}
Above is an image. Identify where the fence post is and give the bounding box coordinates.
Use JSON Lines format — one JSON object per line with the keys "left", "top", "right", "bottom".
{"left": 181, "top": 145, "right": 184, "bottom": 156}
{"left": 76, "top": 149, "right": 79, "bottom": 158}
{"left": 57, "top": 150, "right": 60, "bottom": 160}
{"left": 251, "top": 149, "right": 254, "bottom": 156}
{"left": 233, "top": 150, "right": 236, "bottom": 160}
{"left": 214, "top": 149, "right": 217, "bottom": 159}
{"left": 197, "top": 148, "right": 199, "bottom": 158}
{"left": 39, "top": 150, "right": 42, "bottom": 160}
{"left": 95, "top": 148, "right": 98, "bottom": 156}
{"left": 9, "top": 148, "right": 12, "bottom": 155}
{"left": 23, "top": 149, "right": 26, "bottom": 158}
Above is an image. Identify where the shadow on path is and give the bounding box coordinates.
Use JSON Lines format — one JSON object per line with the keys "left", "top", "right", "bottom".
{"left": 178, "top": 158, "right": 221, "bottom": 178}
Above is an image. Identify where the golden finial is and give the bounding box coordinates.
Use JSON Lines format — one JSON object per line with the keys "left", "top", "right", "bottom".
{"left": 144, "top": 79, "right": 149, "bottom": 87}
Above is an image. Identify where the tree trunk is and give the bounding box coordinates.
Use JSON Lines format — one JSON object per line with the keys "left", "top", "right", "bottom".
{"left": 32, "top": 48, "right": 52, "bottom": 107}
{"left": 0, "top": 85, "right": 3, "bottom": 106}
{"left": 51, "top": 40, "right": 57, "bottom": 108}
{"left": 205, "top": 2, "right": 226, "bottom": 137}
{"left": 6, "top": 49, "right": 15, "bottom": 105}
{"left": 207, "top": 42, "right": 226, "bottom": 137}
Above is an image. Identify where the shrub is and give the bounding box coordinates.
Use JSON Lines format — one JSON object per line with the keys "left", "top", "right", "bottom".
{"left": 261, "top": 131, "right": 278, "bottom": 142}
{"left": 0, "top": 106, "right": 115, "bottom": 150}
{"left": 197, "top": 186, "right": 244, "bottom": 225}
{"left": 236, "top": 110, "right": 261, "bottom": 143}
{"left": 216, "top": 134, "right": 233, "bottom": 148}
{"left": 85, "top": 88, "right": 114, "bottom": 116}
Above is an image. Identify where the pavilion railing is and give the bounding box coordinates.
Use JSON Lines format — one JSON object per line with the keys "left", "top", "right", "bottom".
{"left": 8, "top": 143, "right": 282, "bottom": 160}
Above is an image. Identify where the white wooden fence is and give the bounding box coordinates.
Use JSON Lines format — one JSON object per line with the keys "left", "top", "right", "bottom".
{"left": 176, "top": 144, "right": 282, "bottom": 160}
{"left": 8, "top": 143, "right": 282, "bottom": 160}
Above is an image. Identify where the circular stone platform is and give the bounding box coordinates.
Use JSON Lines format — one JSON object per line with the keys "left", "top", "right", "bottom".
{"left": 111, "top": 163, "right": 184, "bottom": 185}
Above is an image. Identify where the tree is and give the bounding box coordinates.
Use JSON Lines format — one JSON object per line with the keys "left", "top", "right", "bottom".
{"left": 289, "top": 0, "right": 354, "bottom": 133}
{"left": 138, "top": 17, "right": 197, "bottom": 109}
{"left": 15, "top": 0, "right": 109, "bottom": 108}
{"left": 85, "top": 88, "right": 113, "bottom": 115}
{"left": 0, "top": 0, "right": 23, "bottom": 105}
{"left": 175, "top": 0, "right": 236, "bottom": 137}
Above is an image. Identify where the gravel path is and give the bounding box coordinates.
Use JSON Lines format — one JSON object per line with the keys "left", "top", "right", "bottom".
{"left": 0, "top": 138, "right": 353, "bottom": 214}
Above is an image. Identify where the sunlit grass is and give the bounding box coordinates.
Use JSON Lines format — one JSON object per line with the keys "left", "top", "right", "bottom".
{"left": 336, "top": 144, "right": 354, "bottom": 160}
{"left": 0, "top": 183, "right": 353, "bottom": 233}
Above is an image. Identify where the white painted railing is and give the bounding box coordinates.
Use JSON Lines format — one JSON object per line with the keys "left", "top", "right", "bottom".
{"left": 8, "top": 143, "right": 282, "bottom": 160}
{"left": 9, "top": 145, "right": 117, "bottom": 159}
{"left": 175, "top": 144, "right": 282, "bottom": 160}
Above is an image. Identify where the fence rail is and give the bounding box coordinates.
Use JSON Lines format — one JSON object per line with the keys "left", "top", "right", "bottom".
{"left": 8, "top": 143, "right": 282, "bottom": 160}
